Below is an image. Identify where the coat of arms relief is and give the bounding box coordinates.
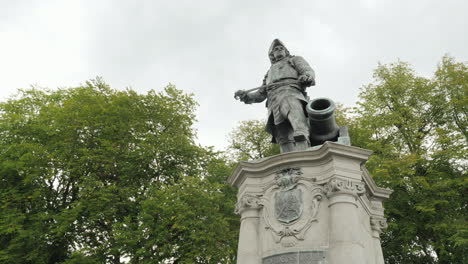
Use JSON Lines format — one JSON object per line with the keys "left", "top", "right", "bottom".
{"left": 261, "top": 168, "right": 325, "bottom": 247}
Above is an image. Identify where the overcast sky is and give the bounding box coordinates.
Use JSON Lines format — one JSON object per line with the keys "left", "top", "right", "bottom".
{"left": 1, "top": 0, "right": 467, "bottom": 150}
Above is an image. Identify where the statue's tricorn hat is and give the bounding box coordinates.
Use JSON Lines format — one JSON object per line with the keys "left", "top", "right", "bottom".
{"left": 268, "top": 38, "right": 290, "bottom": 63}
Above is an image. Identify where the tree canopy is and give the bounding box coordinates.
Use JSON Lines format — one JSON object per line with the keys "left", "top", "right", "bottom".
{"left": 348, "top": 55, "right": 467, "bottom": 263}
{"left": 227, "top": 119, "right": 279, "bottom": 161}
{"left": 0, "top": 79, "right": 238, "bottom": 264}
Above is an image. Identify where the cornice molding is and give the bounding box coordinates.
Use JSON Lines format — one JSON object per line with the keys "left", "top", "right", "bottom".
{"left": 228, "top": 142, "right": 373, "bottom": 188}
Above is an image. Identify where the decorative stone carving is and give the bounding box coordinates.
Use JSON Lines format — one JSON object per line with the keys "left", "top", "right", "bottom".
{"left": 235, "top": 193, "right": 263, "bottom": 214}
{"left": 228, "top": 143, "right": 393, "bottom": 264}
{"left": 262, "top": 168, "right": 325, "bottom": 245}
{"left": 274, "top": 168, "right": 303, "bottom": 224}
{"left": 325, "top": 177, "right": 365, "bottom": 197}
{"left": 263, "top": 202, "right": 326, "bottom": 244}
{"left": 370, "top": 216, "right": 388, "bottom": 235}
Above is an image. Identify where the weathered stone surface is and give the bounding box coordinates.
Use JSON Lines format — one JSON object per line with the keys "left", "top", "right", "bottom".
{"left": 229, "top": 142, "right": 392, "bottom": 264}
{"left": 262, "top": 251, "right": 326, "bottom": 264}
{"left": 299, "top": 251, "right": 326, "bottom": 262}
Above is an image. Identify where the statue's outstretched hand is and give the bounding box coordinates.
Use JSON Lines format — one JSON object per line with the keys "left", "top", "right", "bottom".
{"left": 234, "top": 90, "right": 248, "bottom": 102}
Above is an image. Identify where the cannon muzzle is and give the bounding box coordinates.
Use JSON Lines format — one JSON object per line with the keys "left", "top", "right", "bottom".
{"left": 306, "top": 98, "right": 340, "bottom": 146}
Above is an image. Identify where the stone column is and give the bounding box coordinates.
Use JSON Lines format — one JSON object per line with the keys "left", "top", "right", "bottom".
{"left": 370, "top": 216, "right": 388, "bottom": 264}
{"left": 326, "top": 178, "right": 366, "bottom": 264}
{"left": 235, "top": 194, "right": 263, "bottom": 264}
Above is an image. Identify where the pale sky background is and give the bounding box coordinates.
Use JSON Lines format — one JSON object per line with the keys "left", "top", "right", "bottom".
{"left": 1, "top": 0, "right": 467, "bottom": 150}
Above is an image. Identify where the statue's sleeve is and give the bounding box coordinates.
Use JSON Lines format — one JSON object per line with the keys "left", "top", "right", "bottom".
{"left": 291, "top": 56, "right": 315, "bottom": 81}
{"left": 244, "top": 72, "right": 268, "bottom": 104}
{"left": 245, "top": 87, "right": 267, "bottom": 104}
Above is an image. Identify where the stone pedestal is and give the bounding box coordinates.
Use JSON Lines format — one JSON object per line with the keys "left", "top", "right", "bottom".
{"left": 228, "top": 142, "right": 392, "bottom": 264}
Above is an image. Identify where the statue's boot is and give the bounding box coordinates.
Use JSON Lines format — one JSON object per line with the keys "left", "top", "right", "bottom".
{"left": 294, "top": 140, "right": 309, "bottom": 151}
{"left": 280, "top": 142, "right": 295, "bottom": 153}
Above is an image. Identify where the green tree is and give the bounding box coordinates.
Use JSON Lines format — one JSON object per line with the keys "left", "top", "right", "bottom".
{"left": 113, "top": 150, "right": 239, "bottom": 264}
{"left": 351, "top": 56, "right": 467, "bottom": 263}
{"left": 227, "top": 119, "right": 279, "bottom": 161}
{"left": 0, "top": 79, "right": 238, "bottom": 263}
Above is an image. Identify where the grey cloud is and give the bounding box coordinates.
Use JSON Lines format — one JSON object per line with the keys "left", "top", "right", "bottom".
{"left": 1, "top": 0, "right": 467, "bottom": 150}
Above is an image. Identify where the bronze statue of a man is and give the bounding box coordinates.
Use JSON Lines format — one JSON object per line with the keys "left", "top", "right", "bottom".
{"left": 235, "top": 39, "right": 315, "bottom": 153}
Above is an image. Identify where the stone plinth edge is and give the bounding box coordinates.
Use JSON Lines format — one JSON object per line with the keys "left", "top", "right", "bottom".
{"left": 228, "top": 142, "right": 371, "bottom": 188}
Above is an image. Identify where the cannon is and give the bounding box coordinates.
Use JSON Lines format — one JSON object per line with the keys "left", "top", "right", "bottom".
{"left": 306, "top": 98, "right": 350, "bottom": 147}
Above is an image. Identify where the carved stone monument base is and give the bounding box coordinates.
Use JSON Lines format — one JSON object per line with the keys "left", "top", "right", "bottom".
{"left": 228, "top": 142, "right": 392, "bottom": 264}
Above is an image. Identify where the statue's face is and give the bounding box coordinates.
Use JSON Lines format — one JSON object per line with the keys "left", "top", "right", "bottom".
{"left": 272, "top": 45, "right": 286, "bottom": 61}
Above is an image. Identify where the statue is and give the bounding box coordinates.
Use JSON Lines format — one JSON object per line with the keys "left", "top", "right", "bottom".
{"left": 235, "top": 39, "right": 316, "bottom": 153}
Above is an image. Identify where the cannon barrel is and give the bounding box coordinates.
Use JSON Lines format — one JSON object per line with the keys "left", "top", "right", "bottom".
{"left": 306, "top": 98, "right": 340, "bottom": 146}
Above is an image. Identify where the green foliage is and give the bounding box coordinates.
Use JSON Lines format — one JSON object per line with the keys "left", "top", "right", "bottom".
{"left": 0, "top": 79, "right": 238, "bottom": 263}
{"left": 115, "top": 174, "right": 237, "bottom": 263}
{"left": 350, "top": 56, "right": 467, "bottom": 263}
{"left": 227, "top": 119, "right": 279, "bottom": 161}
{"left": 59, "top": 252, "right": 100, "bottom": 264}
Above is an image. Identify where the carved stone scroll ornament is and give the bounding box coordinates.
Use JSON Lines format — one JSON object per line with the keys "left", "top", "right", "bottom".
{"left": 325, "top": 178, "right": 366, "bottom": 197}
{"left": 370, "top": 216, "right": 388, "bottom": 235}
{"left": 235, "top": 193, "right": 263, "bottom": 214}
